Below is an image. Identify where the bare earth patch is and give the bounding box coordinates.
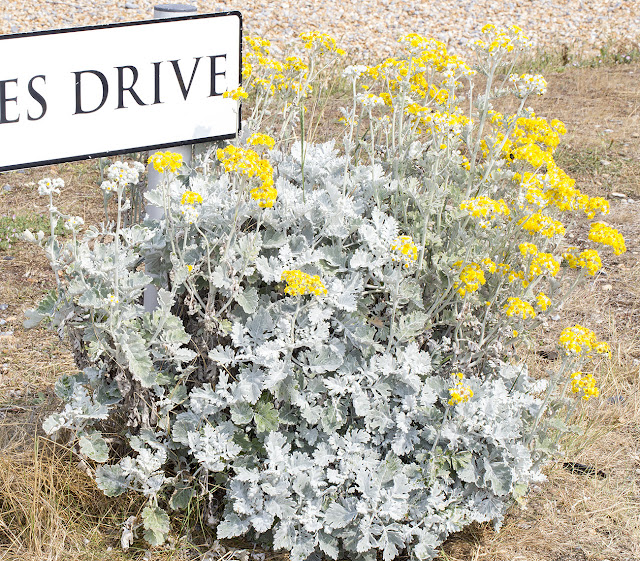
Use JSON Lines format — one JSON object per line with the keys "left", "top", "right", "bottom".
{"left": 1, "top": 63, "right": 640, "bottom": 561}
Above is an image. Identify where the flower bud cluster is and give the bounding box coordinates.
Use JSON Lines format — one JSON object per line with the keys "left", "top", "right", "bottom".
{"left": 38, "top": 177, "right": 64, "bottom": 196}
{"left": 281, "top": 270, "right": 327, "bottom": 296}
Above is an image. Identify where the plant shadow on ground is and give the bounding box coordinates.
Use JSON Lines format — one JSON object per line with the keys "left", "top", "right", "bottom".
{"left": 1, "top": 54, "right": 640, "bottom": 561}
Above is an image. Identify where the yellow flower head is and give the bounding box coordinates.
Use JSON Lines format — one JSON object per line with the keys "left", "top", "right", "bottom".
{"left": 559, "top": 324, "right": 610, "bottom": 357}
{"left": 588, "top": 222, "right": 626, "bottom": 255}
{"left": 563, "top": 248, "right": 601, "bottom": 276}
{"left": 223, "top": 86, "right": 249, "bottom": 101}
{"left": 518, "top": 212, "right": 565, "bottom": 238}
{"left": 299, "top": 32, "right": 345, "bottom": 55}
{"left": 217, "top": 145, "right": 277, "bottom": 208}
{"left": 247, "top": 133, "right": 276, "bottom": 150}
{"left": 181, "top": 190, "right": 203, "bottom": 205}
{"left": 391, "top": 235, "right": 418, "bottom": 268}
{"left": 454, "top": 263, "right": 486, "bottom": 297}
{"left": 519, "top": 242, "right": 538, "bottom": 257}
{"left": 148, "top": 151, "right": 183, "bottom": 173}
{"left": 503, "top": 297, "right": 536, "bottom": 320}
{"left": 281, "top": 270, "right": 327, "bottom": 297}
{"left": 536, "top": 292, "right": 552, "bottom": 311}
{"left": 570, "top": 372, "right": 599, "bottom": 401}
{"left": 448, "top": 374, "right": 474, "bottom": 406}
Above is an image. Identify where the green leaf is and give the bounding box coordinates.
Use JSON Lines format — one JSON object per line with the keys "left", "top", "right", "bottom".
{"left": 79, "top": 431, "right": 109, "bottom": 462}
{"left": 231, "top": 402, "right": 254, "bottom": 425}
{"left": 95, "top": 464, "right": 128, "bottom": 497}
{"left": 394, "top": 311, "right": 429, "bottom": 343}
{"left": 119, "top": 330, "right": 156, "bottom": 387}
{"left": 483, "top": 459, "right": 512, "bottom": 496}
{"left": 142, "top": 505, "right": 170, "bottom": 546}
{"left": 254, "top": 399, "right": 279, "bottom": 434}
{"left": 23, "top": 290, "right": 58, "bottom": 328}
{"left": 169, "top": 486, "right": 195, "bottom": 510}
{"left": 237, "top": 287, "right": 259, "bottom": 314}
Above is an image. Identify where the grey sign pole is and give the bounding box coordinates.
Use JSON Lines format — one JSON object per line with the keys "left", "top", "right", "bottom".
{"left": 143, "top": 3, "right": 197, "bottom": 312}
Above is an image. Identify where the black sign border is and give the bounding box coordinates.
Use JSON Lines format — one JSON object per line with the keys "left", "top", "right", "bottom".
{"left": 0, "top": 11, "right": 242, "bottom": 172}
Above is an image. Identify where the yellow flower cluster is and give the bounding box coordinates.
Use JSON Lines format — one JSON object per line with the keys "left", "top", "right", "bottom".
{"left": 181, "top": 190, "right": 203, "bottom": 205}
{"left": 563, "top": 248, "right": 602, "bottom": 276}
{"left": 454, "top": 263, "right": 486, "bottom": 297}
{"left": 519, "top": 242, "right": 538, "bottom": 256}
{"left": 481, "top": 257, "right": 497, "bottom": 273}
{"left": 503, "top": 297, "right": 536, "bottom": 319}
{"left": 299, "top": 32, "right": 345, "bottom": 55}
{"left": 391, "top": 235, "right": 418, "bottom": 268}
{"left": 536, "top": 292, "right": 552, "bottom": 311}
{"left": 148, "top": 151, "right": 183, "bottom": 173}
{"left": 460, "top": 196, "right": 510, "bottom": 220}
{"left": 448, "top": 373, "right": 474, "bottom": 405}
{"left": 570, "top": 372, "right": 599, "bottom": 401}
{"left": 528, "top": 252, "right": 560, "bottom": 279}
{"left": 558, "top": 324, "right": 610, "bottom": 356}
{"left": 247, "top": 133, "right": 276, "bottom": 150}
{"left": 518, "top": 167, "right": 609, "bottom": 219}
{"left": 518, "top": 212, "right": 565, "bottom": 238}
{"left": 223, "top": 86, "right": 249, "bottom": 101}
{"left": 217, "top": 145, "right": 277, "bottom": 208}
{"left": 588, "top": 222, "right": 626, "bottom": 255}
{"left": 281, "top": 270, "right": 327, "bottom": 296}
{"left": 472, "top": 24, "right": 532, "bottom": 55}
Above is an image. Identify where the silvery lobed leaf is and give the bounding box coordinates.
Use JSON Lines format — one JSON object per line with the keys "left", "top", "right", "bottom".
{"left": 95, "top": 464, "right": 128, "bottom": 497}
{"left": 79, "top": 430, "right": 109, "bottom": 462}
{"left": 217, "top": 513, "right": 251, "bottom": 539}
{"left": 142, "top": 504, "right": 170, "bottom": 546}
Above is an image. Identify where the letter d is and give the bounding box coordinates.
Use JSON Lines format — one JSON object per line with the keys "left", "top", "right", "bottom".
{"left": 73, "top": 70, "right": 108, "bottom": 114}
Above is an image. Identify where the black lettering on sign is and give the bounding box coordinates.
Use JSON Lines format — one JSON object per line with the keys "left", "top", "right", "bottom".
{"left": 73, "top": 70, "right": 109, "bottom": 115}
{"left": 0, "top": 79, "right": 19, "bottom": 124}
{"left": 27, "top": 75, "right": 47, "bottom": 121}
{"left": 116, "top": 65, "right": 146, "bottom": 109}
{"left": 170, "top": 57, "right": 202, "bottom": 100}
{"left": 152, "top": 61, "right": 162, "bottom": 105}
{"left": 208, "top": 55, "right": 227, "bottom": 97}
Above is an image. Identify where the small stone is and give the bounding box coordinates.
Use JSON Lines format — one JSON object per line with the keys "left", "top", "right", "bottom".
{"left": 124, "top": 2, "right": 137, "bottom": 8}
{"left": 550, "top": 314, "right": 561, "bottom": 321}
{"left": 0, "top": 304, "right": 7, "bottom": 311}
{"left": 603, "top": 128, "right": 614, "bottom": 133}
{"left": 610, "top": 191, "right": 626, "bottom": 198}
{"left": 600, "top": 159, "right": 611, "bottom": 166}
{"left": 2, "top": 184, "right": 11, "bottom": 192}
{"left": 3, "top": 256, "right": 14, "bottom": 261}
{"left": 10, "top": 25, "right": 19, "bottom": 33}
{"left": 632, "top": 133, "right": 640, "bottom": 138}
{"left": 0, "top": 320, "right": 5, "bottom": 326}
{"left": 602, "top": 284, "right": 613, "bottom": 291}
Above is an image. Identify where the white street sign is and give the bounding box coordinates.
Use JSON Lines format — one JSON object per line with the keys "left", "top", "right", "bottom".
{"left": 0, "top": 12, "right": 242, "bottom": 171}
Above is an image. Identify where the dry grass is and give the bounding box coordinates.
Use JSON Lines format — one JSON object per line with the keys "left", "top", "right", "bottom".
{"left": 1, "top": 58, "right": 639, "bottom": 560}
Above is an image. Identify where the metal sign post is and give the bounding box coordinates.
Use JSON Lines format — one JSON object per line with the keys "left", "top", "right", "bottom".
{"left": 144, "top": 4, "right": 197, "bottom": 312}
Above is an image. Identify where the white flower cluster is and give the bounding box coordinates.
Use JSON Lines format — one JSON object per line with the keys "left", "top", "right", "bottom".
{"left": 64, "top": 215, "right": 84, "bottom": 231}
{"left": 38, "top": 177, "right": 64, "bottom": 196}
{"left": 509, "top": 73, "right": 548, "bottom": 98}
{"left": 342, "top": 65, "right": 368, "bottom": 79}
{"left": 101, "top": 161, "right": 146, "bottom": 192}
{"left": 180, "top": 205, "right": 199, "bottom": 224}
{"left": 357, "top": 93, "right": 385, "bottom": 108}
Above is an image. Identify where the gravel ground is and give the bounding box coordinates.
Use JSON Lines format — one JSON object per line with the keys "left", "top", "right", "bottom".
{"left": 0, "top": 0, "right": 639, "bottom": 63}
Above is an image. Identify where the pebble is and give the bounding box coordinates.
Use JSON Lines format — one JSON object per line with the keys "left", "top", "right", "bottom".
{"left": 0, "top": 304, "right": 7, "bottom": 311}
{"left": 2, "top": 184, "right": 11, "bottom": 192}
{"left": 0, "top": 0, "right": 638, "bottom": 62}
